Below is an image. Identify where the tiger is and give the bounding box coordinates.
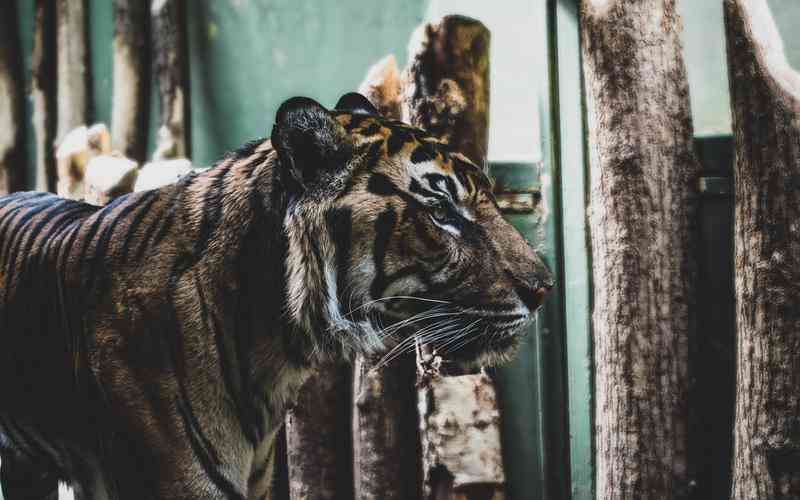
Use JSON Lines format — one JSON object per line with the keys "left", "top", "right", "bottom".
{"left": 0, "top": 93, "right": 553, "bottom": 500}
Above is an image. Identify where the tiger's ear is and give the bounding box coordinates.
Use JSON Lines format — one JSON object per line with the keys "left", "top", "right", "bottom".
{"left": 335, "top": 92, "right": 379, "bottom": 116}
{"left": 271, "top": 96, "right": 352, "bottom": 192}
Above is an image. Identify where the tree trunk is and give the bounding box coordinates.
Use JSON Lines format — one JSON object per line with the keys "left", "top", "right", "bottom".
{"left": 31, "top": 0, "right": 58, "bottom": 192}
{"left": 402, "top": 15, "right": 490, "bottom": 167}
{"left": 402, "top": 16, "right": 502, "bottom": 500}
{"left": 111, "top": 0, "right": 149, "bottom": 162}
{"left": 724, "top": 1, "right": 800, "bottom": 498}
{"left": 151, "top": 0, "right": 190, "bottom": 160}
{"left": 349, "top": 55, "right": 421, "bottom": 500}
{"left": 285, "top": 363, "right": 351, "bottom": 500}
{"left": 0, "top": 1, "right": 26, "bottom": 194}
{"left": 580, "top": 1, "right": 699, "bottom": 498}
{"left": 56, "top": 0, "right": 90, "bottom": 142}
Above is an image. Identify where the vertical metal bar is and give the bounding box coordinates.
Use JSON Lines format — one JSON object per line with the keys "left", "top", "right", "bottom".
{"left": 550, "top": 1, "right": 595, "bottom": 498}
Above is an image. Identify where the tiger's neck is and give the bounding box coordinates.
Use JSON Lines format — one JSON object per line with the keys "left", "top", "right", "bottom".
{"left": 177, "top": 141, "right": 314, "bottom": 437}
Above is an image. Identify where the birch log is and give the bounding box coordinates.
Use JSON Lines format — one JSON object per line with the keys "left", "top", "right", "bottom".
{"left": 112, "top": 0, "right": 149, "bottom": 162}
{"left": 402, "top": 16, "right": 503, "bottom": 500}
{"left": 580, "top": 0, "right": 699, "bottom": 498}
{"left": 56, "top": 0, "right": 90, "bottom": 143}
{"left": 0, "top": 0, "right": 26, "bottom": 194}
{"left": 31, "top": 0, "right": 58, "bottom": 192}
{"left": 286, "top": 363, "right": 349, "bottom": 500}
{"left": 402, "top": 15, "right": 490, "bottom": 167}
{"left": 724, "top": 1, "right": 800, "bottom": 498}
{"left": 350, "top": 55, "right": 421, "bottom": 500}
{"left": 151, "top": 0, "right": 190, "bottom": 160}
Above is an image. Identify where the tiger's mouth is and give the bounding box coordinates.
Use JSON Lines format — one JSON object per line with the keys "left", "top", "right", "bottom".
{"left": 365, "top": 304, "right": 533, "bottom": 368}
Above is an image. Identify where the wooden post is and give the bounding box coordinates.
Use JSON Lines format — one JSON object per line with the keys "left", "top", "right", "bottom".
{"left": 402, "top": 15, "right": 490, "bottom": 167}
{"left": 724, "top": 1, "right": 800, "bottom": 497}
{"left": 151, "top": 0, "right": 190, "bottom": 160}
{"left": 31, "top": 0, "right": 58, "bottom": 192}
{"left": 580, "top": 0, "right": 699, "bottom": 498}
{"left": 350, "top": 55, "right": 421, "bottom": 500}
{"left": 112, "top": 0, "right": 149, "bottom": 162}
{"left": 285, "top": 363, "right": 351, "bottom": 500}
{"left": 56, "top": 0, "right": 91, "bottom": 143}
{"left": 402, "top": 16, "right": 503, "bottom": 500}
{"left": 0, "top": 0, "right": 26, "bottom": 194}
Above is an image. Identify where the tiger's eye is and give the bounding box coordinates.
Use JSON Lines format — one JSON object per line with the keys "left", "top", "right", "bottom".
{"left": 431, "top": 206, "right": 449, "bottom": 223}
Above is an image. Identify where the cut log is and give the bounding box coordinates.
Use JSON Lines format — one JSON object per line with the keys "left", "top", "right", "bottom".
{"left": 0, "top": 1, "right": 26, "bottom": 194}
{"left": 55, "top": 124, "right": 111, "bottom": 200}
{"left": 83, "top": 154, "right": 139, "bottom": 206}
{"left": 56, "top": 0, "right": 90, "bottom": 142}
{"left": 151, "top": 0, "right": 190, "bottom": 160}
{"left": 402, "top": 15, "right": 501, "bottom": 500}
{"left": 580, "top": 0, "right": 700, "bottom": 498}
{"left": 724, "top": 1, "right": 800, "bottom": 498}
{"left": 31, "top": 0, "right": 58, "bottom": 192}
{"left": 358, "top": 55, "right": 402, "bottom": 122}
{"left": 285, "top": 363, "right": 350, "bottom": 500}
{"left": 402, "top": 15, "right": 490, "bottom": 167}
{"left": 111, "top": 0, "right": 149, "bottom": 162}
{"left": 350, "top": 56, "right": 421, "bottom": 500}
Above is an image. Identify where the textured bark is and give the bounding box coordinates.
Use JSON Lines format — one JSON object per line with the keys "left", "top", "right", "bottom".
{"left": 56, "top": 0, "right": 90, "bottom": 142}
{"left": 350, "top": 56, "right": 420, "bottom": 500}
{"left": 111, "top": 0, "right": 149, "bottom": 162}
{"left": 31, "top": 0, "right": 58, "bottom": 192}
{"left": 352, "top": 354, "right": 420, "bottom": 500}
{"left": 0, "top": 1, "right": 26, "bottom": 194}
{"left": 580, "top": 1, "right": 699, "bottom": 498}
{"left": 285, "top": 363, "right": 351, "bottom": 500}
{"left": 724, "top": 1, "right": 800, "bottom": 498}
{"left": 402, "top": 19, "right": 501, "bottom": 499}
{"left": 151, "top": 0, "right": 190, "bottom": 160}
{"left": 402, "top": 15, "right": 490, "bottom": 167}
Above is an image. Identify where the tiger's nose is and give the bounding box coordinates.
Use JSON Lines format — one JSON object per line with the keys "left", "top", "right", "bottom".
{"left": 515, "top": 280, "right": 553, "bottom": 312}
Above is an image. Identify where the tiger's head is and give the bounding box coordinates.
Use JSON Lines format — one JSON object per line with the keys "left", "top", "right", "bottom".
{"left": 272, "top": 93, "right": 553, "bottom": 366}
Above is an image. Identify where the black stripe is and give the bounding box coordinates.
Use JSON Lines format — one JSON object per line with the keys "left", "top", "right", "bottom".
{"left": 410, "top": 144, "right": 436, "bottom": 164}
{"left": 409, "top": 178, "right": 447, "bottom": 202}
{"left": 423, "top": 173, "right": 459, "bottom": 201}
{"left": 176, "top": 396, "right": 245, "bottom": 500}
{"left": 370, "top": 207, "right": 397, "bottom": 299}
{"left": 194, "top": 165, "right": 229, "bottom": 255}
{"left": 84, "top": 195, "right": 144, "bottom": 293}
{"left": 386, "top": 130, "right": 410, "bottom": 156}
{"left": 327, "top": 207, "right": 353, "bottom": 312}
{"left": 119, "top": 190, "right": 160, "bottom": 262}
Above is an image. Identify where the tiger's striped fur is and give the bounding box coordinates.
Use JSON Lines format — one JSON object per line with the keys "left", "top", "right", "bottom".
{"left": 0, "top": 94, "right": 551, "bottom": 499}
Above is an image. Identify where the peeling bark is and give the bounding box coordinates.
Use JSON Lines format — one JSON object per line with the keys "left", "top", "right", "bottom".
{"left": 112, "top": 0, "right": 149, "bottom": 162}
{"left": 286, "top": 363, "right": 351, "bottom": 500}
{"left": 724, "top": 1, "right": 800, "bottom": 498}
{"left": 31, "top": 0, "right": 58, "bottom": 192}
{"left": 402, "top": 15, "right": 490, "bottom": 168}
{"left": 417, "top": 353, "right": 505, "bottom": 500}
{"left": 56, "top": 0, "right": 90, "bottom": 142}
{"left": 580, "top": 0, "right": 699, "bottom": 498}
{"left": 0, "top": 1, "right": 26, "bottom": 194}
{"left": 151, "top": 0, "right": 190, "bottom": 160}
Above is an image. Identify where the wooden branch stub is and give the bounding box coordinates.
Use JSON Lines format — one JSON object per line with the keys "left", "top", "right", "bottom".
{"left": 31, "top": 0, "right": 58, "bottom": 192}
{"left": 417, "top": 371, "right": 505, "bottom": 500}
{"left": 112, "top": 0, "right": 150, "bottom": 162}
{"left": 724, "top": 1, "right": 800, "bottom": 497}
{"left": 402, "top": 15, "right": 490, "bottom": 167}
{"left": 151, "top": 0, "right": 190, "bottom": 160}
{"left": 358, "top": 55, "right": 402, "bottom": 121}
{"left": 0, "top": 1, "right": 26, "bottom": 194}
